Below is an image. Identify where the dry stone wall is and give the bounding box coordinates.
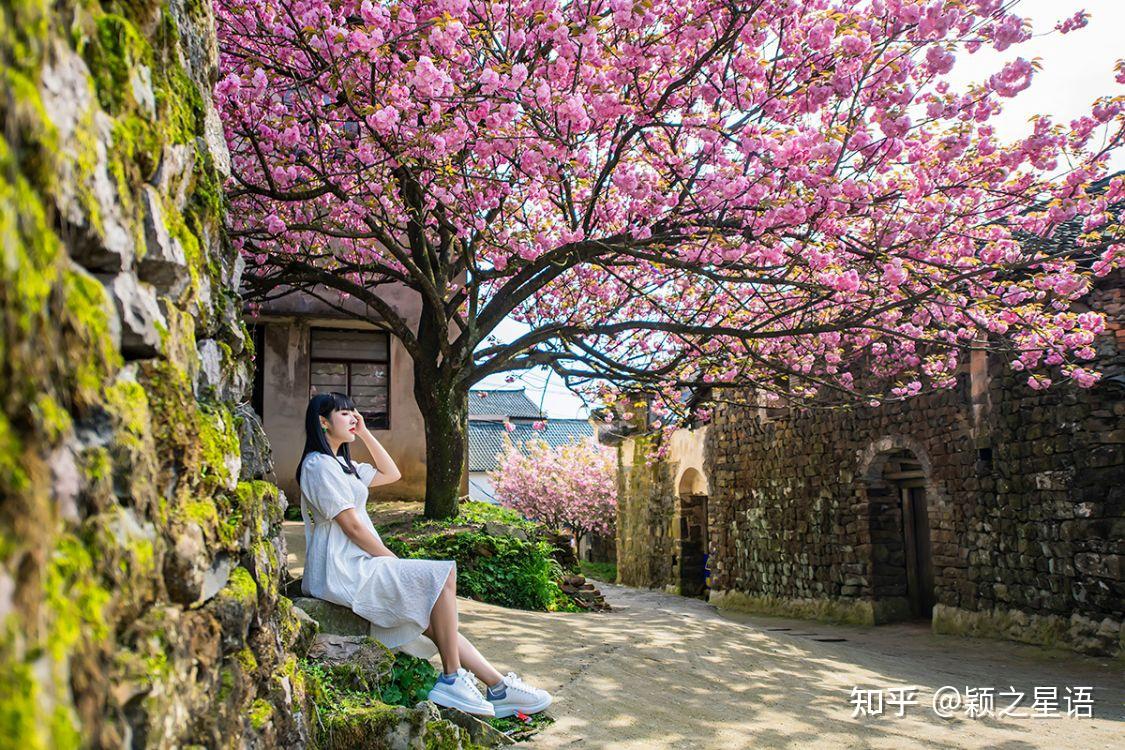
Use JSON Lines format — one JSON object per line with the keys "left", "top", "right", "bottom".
{"left": 704, "top": 272, "right": 1124, "bottom": 657}
{"left": 0, "top": 0, "right": 311, "bottom": 745}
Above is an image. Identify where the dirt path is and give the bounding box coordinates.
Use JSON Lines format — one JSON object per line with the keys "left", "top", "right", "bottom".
{"left": 282, "top": 521, "right": 1123, "bottom": 748}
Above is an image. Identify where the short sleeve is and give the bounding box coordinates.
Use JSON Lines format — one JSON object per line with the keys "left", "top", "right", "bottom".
{"left": 299, "top": 455, "right": 355, "bottom": 520}
{"left": 354, "top": 462, "right": 378, "bottom": 487}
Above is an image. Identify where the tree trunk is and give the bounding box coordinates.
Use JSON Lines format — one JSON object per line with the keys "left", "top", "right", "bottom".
{"left": 416, "top": 374, "right": 467, "bottom": 519}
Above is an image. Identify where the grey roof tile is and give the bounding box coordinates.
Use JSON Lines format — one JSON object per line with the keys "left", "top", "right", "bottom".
{"left": 467, "top": 418, "right": 595, "bottom": 472}
{"left": 468, "top": 388, "right": 543, "bottom": 418}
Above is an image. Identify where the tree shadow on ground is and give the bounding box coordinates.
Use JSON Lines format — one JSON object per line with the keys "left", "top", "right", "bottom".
{"left": 457, "top": 583, "right": 1124, "bottom": 750}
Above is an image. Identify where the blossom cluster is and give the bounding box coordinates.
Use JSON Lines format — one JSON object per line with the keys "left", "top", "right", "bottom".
{"left": 491, "top": 438, "right": 617, "bottom": 542}
{"left": 216, "top": 0, "right": 1124, "bottom": 415}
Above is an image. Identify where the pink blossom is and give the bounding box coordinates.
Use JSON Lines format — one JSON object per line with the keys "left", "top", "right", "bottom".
{"left": 988, "top": 58, "right": 1033, "bottom": 98}
{"left": 215, "top": 0, "right": 1119, "bottom": 422}
{"left": 1055, "top": 11, "right": 1089, "bottom": 34}
{"left": 492, "top": 439, "right": 617, "bottom": 541}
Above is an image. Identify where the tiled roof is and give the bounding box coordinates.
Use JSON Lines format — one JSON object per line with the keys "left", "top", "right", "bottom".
{"left": 467, "top": 419, "right": 595, "bottom": 472}
{"left": 468, "top": 388, "right": 543, "bottom": 418}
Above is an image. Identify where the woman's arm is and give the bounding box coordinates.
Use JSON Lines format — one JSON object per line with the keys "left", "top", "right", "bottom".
{"left": 354, "top": 413, "right": 402, "bottom": 487}
{"left": 334, "top": 508, "right": 398, "bottom": 558}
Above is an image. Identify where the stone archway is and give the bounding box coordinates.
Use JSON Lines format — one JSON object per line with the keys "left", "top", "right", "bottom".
{"left": 859, "top": 437, "right": 936, "bottom": 623}
{"left": 675, "top": 468, "right": 709, "bottom": 598}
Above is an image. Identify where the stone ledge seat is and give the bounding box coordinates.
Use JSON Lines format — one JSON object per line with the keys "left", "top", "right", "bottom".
{"left": 290, "top": 595, "right": 440, "bottom": 659}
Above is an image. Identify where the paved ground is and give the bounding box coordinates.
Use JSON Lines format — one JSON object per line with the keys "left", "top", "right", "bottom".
{"left": 282, "top": 522, "right": 1124, "bottom": 748}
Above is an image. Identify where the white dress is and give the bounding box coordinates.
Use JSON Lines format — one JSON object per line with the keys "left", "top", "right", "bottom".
{"left": 298, "top": 451, "right": 454, "bottom": 650}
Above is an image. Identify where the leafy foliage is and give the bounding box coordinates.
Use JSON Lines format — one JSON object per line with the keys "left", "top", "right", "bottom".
{"left": 412, "top": 500, "right": 539, "bottom": 533}
{"left": 300, "top": 651, "right": 437, "bottom": 710}
{"left": 385, "top": 531, "right": 578, "bottom": 612}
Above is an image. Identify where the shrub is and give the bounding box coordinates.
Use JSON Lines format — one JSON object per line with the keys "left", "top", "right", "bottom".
{"left": 301, "top": 650, "right": 437, "bottom": 710}
{"left": 384, "top": 531, "right": 577, "bottom": 612}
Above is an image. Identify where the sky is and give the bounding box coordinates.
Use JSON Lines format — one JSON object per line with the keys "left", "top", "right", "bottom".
{"left": 474, "top": 0, "right": 1125, "bottom": 419}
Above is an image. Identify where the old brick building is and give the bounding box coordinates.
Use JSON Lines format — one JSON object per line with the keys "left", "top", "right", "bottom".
{"left": 617, "top": 269, "right": 1123, "bottom": 657}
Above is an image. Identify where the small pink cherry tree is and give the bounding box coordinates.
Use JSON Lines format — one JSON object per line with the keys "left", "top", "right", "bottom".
{"left": 216, "top": 0, "right": 1123, "bottom": 517}
{"left": 491, "top": 438, "right": 617, "bottom": 551}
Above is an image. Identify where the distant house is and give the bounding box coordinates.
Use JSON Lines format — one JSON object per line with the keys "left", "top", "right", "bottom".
{"left": 246, "top": 285, "right": 433, "bottom": 504}
{"left": 467, "top": 388, "right": 594, "bottom": 503}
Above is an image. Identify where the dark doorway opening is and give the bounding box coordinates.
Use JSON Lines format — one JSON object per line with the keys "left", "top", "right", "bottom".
{"left": 677, "top": 492, "right": 709, "bottom": 598}
{"left": 868, "top": 449, "right": 934, "bottom": 622}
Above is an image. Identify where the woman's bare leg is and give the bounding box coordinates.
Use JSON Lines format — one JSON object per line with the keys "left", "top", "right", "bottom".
{"left": 456, "top": 633, "right": 503, "bottom": 686}
{"left": 425, "top": 568, "right": 461, "bottom": 674}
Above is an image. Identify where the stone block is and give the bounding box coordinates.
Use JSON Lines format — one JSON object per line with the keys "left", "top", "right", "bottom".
{"left": 138, "top": 185, "right": 189, "bottom": 295}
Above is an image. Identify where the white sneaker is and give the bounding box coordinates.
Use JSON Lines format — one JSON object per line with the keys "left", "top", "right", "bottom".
{"left": 427, "top": 668, "right": 496, "bottom": 717}
{"left": 487, "top": 672, "right": 553, "bottom": 718}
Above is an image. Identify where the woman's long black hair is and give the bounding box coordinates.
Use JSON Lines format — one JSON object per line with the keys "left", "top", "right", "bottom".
{"left": 297, "top": 392, "right": 361, "bottom": 484}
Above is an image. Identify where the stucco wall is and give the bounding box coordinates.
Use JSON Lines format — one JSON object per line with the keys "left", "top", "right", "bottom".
{"left": 256, "top": 317, "right": 428, "bottom": 501}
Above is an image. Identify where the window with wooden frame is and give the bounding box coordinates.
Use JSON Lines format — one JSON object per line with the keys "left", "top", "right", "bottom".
{"left": 309, "top": 328, "right": 390, "bottom": 429}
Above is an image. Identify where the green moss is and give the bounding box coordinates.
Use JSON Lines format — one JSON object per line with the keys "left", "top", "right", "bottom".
{"left": 319, "top": 703, "right": 403, "bottom": 748}
{"left": 0, "top": 135, "right": 62, "bottom": 348}
{"left": 250, "top": 538, "right": 280, "bottom": 598}
{"left": 233, "top": 647, "right": 258, "bottom": 675}
{"left": 106, "top": 113, "right": 158, "bottom": 241}
{"left": 79, "top": 445, "right": 111, "bottom": 484}
{"left": 62, "top": 267, "right": 123, "bottom": 407}
{"left": 103, "top": 380, "right": 151, "bottom": 446}
{"left": 129, "top": 537, "right": 155, "bottom": 577}
{"left": 30, "top": 395, "right": 72, "bottom": 444}
{"left": 181, "top": 498, "right": 218, "bottom": 527}
{"left": 248, "top": 698, "right": 273, "bottom": 730}
{"left": 0, "top": 641, "right": 45, "bottom": 748}
{"left": 0, "top": 628, "right": 82, "bottom": 750}
{"left": 82, "top": 13, "right": 152, "bottom": 113}
{"left": 191, "top": 147, "right": 224, "bottom": 220}
{"left": 217, "top": 666, "right": 235, "bottom": 702}
{"left": 48, "top": 704, "right": 81, "bottom": 750}
{"left": 0, "top": 0, "right": 49, "bottom": 73}
{"left": 158, "top": 64, "right": 205, "bottom": 145}
{"left": 44, "top": 535, "right": 112, "bottom": 661}
{"left": 144, "top": 361, "right": 243, "bottom": 498}
{"left": 0, "top": 68, "right": 59, "bottom": 194}
{"left": 70, "top": 106, "right": 105, "bottom": 237}
{"left": 224, "top": 566, "right": 258, "bottom": 606}
{"left": 0, "top": 413, "right": 30, "bottom": 495}
{"left": 162, "top": 198, "right": 204, "bottom": 304}
{"left": 422, "top": 720, "right": 466, "bottom": 750}
{"left": 198, "top": 404, "right": 239, "bottom": 487}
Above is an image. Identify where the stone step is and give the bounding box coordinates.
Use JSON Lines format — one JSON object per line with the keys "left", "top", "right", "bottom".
{"left": 291, "top": 596, "right": 370, "bottom": 636}
{"left": 290, "top": 588, "right": 439, "bottom": 659}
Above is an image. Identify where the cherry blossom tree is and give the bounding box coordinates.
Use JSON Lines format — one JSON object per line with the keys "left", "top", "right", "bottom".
{"left": 216, "top": 0, "right": 1124, "bottom": 517}
{"left": 491, "top": 438, "right": 617, "bottom": 549}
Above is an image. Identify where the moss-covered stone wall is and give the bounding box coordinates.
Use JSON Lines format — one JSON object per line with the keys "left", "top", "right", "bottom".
{"left": 0, "top": 0, "right": 312, "bottom": 745}
{"left": 615, "top": 434, "right": 677, "bottom": 590}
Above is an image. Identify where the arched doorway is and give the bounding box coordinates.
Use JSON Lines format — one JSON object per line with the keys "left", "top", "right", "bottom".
{"left": 676, "top": 468, "right": 709, "bottom": 598}
{"left": 862, "top": 442, "right": 936, "bottom": 622}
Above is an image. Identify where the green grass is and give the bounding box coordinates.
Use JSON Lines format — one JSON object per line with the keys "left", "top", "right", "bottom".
{"left": 578, "top": 561, "right": 617, "bottom": 583}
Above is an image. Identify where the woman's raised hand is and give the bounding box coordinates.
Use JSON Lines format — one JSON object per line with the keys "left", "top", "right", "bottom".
{"left": 353, "top": 410, "right": 370, "bottom": 435}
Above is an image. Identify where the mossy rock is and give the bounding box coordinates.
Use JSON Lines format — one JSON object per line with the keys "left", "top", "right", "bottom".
{"left": 292, "top": 597, "right": 370, "bottom": 637}
{"left": 316, "top": 700, "right": 482, "bottom": 750}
